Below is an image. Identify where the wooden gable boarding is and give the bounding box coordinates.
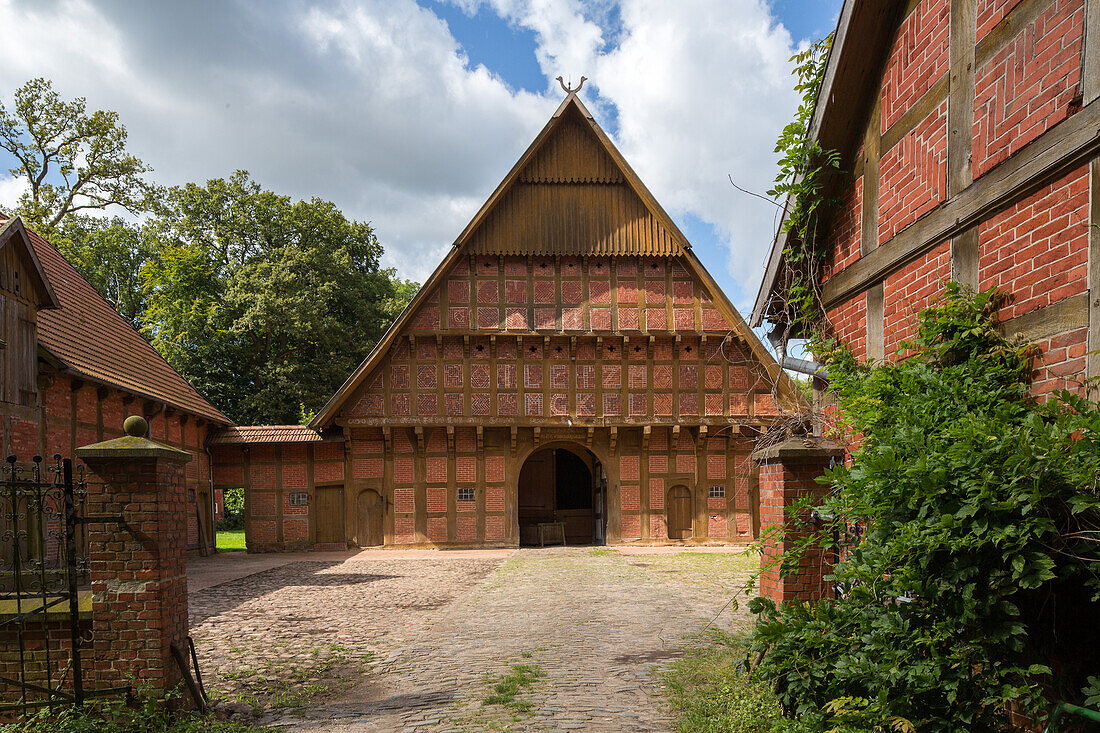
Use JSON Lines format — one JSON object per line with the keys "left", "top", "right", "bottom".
{"left": 312, "top": 94, "right": 801, "bottom": 429}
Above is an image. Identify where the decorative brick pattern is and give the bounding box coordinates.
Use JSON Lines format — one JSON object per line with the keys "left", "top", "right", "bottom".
{"left": 498, "top": 394, "right": 518, "bottom": 416}
{"left": 534, "top": 280, "right": 555, "bottom": 303}
{"left": 392, "top": 394, "right": 410, "bottom": 416}
{"left": 448, "top": 307, "right": 470, "bottom": 329}
{"left": 654, "top": 394, "right": 673, "bottom": 416}
{"left": 645, "top": 308, "right": 667, "bottom": 330}
{"left": 391, "top": 365, "right": 410, "bottom": 389}
{"left": 562, "top": 307, "right": 583, "bottom": 330}
{"left": 445, "top": 393, "right": 464, "bottom": 416}
{"left": 973, "top": 0, "right": 1085, "bottom": 176}
{"left": 417, "top": 365, "right": 438, "bottom": 389}
{"left": 525, "top": 364, "right": 542, "bottom": 389}
{"left": 417, "top": 394, "right": 437, "bottom": 416}
{"left": 577, "top": 393, "right": 595, "bottom": 416}
{"left": 505, "top": 280, "right": 527, "bottom": 303}
{"left": 353, "top": 458, "right": 384, "bottom": 479}
{"left": 471, "top": 393, "right": 490, "bottom": 416}
{"left": 471, "top": 364, "right": 490, "bottom": 388}
{"left": 448, "top": 279, "right": 469, "bottom": 302}
{"left": 880, "top": 0, "right": 950, "bottom": 131}
{"left": 561, "top": 280, "right": 583, "bottom": 303}
{"left": 505, "top": 307, "right": 528, "bottom": 330}
{"left": 878, "top": 101, "right": 947, "bottom": 243}
{"left": 602, "top": 392, "right": 621, "bottom": 416}
{"left": 629, "top": 393, "right": 646, "bottom": 416}
{"left": 618, "top": 308, "right": 639, "bottom": 330}
{"left": 477, "top": 307, "right": 500, "bottom": 330}
{"left": 525, "top": 393, "right": 543, "bottom": 416}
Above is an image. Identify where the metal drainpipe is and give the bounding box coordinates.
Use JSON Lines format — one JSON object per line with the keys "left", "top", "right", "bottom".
{"left": 780, "top": 356, "right": 830, "bottom": 380}
{"left": 205, "top": 440, "right": 218, "bottom": 554}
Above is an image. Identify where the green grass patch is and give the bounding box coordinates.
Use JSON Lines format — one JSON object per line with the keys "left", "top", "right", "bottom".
{"left": 483, "top": 662, "right": 545, "bottom": 715}
{"left": 6, "top": 693, "right": 269, "bottom": 733}
{"left": 589, "top": 547, "right": 614, "bottom": 556}
{"left": 663, "top": 630, "right": 789, "bottom": 733}
{"left": 217, "top": 530, "right": 247, "bottom": 552}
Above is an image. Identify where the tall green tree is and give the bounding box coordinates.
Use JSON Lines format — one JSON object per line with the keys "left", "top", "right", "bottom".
{"left": 53, "top": 215, "right": 154, "bottom": 326}
{"left": 142, "top": 171, "right": 416, "bottom": 425}
{"left": 0, "top": 78, "right": 155, "bottom": 235}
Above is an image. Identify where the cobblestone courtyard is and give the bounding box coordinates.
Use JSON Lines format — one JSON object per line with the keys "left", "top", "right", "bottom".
{"left": 189, "top": 547, "right": 754, "bottom": 732}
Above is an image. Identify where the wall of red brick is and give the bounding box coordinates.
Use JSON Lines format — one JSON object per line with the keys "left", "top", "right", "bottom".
{"left": 973, "top": 0, "right": 1085, "bottom": 176}
{"left": 211, "top": 440, "right": 347, "bottom": 551}
{"left": 879, "top": 101, "right": 948, "bottom": 242}
{"left": 826, "top": 294, "right": 869, "bottom": 362}
{"left": 39, "top": 373, "right": 215, "bottom": 552}
{"left": 824, "top": 173, "right": 863, "bottom": 282}
{"left": 881, "top": 0, "right": 950, "bottom": 132}
{"left": 883, "top": 241, "right": 951, "bottom": 359}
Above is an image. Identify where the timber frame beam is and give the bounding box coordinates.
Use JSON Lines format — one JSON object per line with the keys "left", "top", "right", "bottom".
{"left": 822, "top": 98, "right": 1100, "bottom": 310}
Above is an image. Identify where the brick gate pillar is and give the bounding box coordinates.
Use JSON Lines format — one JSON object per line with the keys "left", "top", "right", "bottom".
{"left": 751, "top": 437, "right": 844, "bottom": 604}
{"left": 76, "top": 415, "right": 191, "bottom": 691}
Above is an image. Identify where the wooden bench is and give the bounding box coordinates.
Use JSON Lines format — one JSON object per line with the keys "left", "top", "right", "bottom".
{"left": 536, "top": 521, "right": 567, "bottom": 547}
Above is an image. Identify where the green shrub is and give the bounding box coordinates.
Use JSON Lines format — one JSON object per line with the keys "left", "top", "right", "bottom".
{"left": 217, "top": 487, "right": 245, "bottom": 531}
{"left": 5, "top": 693, "right": 265, "bottom": 732}
{"left": 748, "top": 284, "right": 1100, "bottom": 731}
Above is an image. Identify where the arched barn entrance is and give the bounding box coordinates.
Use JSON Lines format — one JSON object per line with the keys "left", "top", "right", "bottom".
{"left": 518, "top": 445, "right": 606, "bottom": 546}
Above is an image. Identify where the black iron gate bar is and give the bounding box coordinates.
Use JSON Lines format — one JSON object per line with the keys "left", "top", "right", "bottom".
{"left": 0, "top": 455, "right": 127, "bottom": 715}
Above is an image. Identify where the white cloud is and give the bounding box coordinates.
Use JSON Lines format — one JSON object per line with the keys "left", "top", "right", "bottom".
{"left": 455, "top": 0, "right": 800, "bottom": 305}
{"left": 0, "top": 0, "right": 803, "bottom": 301}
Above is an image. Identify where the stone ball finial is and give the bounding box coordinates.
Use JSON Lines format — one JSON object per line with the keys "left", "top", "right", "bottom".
{"left": 123, "top": 415, "right": 149, "bottom": 438}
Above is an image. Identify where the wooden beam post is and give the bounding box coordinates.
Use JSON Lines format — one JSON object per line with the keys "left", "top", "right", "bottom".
{"left": 1084, "top": 0, "right": 1100, "bottom": 106}
{"left": 1088, "top": 158, "right": 1100, "bottom": 385}
{"left": 949, "top": 0, "right": 979, "bottom": 288}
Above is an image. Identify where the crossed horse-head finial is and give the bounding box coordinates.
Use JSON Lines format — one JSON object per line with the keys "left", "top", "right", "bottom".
{"left": 556, "top": 76, "right": 587, "bottom": 94}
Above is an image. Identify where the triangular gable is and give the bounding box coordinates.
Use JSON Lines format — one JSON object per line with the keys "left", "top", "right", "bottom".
{"left": 0, "top": 217, "right": 60, "bottom": 309}
{"left": 455, "top": 94, "right": 691, "bottom": 258}
{"left": 310, "top": 94, "right": 801, "bottom": 427}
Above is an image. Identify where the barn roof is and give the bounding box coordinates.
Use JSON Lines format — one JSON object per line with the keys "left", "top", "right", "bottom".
{"left": 207, "top": 425, "right": 337, "bottom": 445}
{"left": 750, "top": 0, "right": 905, "bottom": 328}
{"left": 309, "top": 91, "right": 800, "bottom": 428}
{"left": 7, "top": 218, "right": 232, "bottom": 424}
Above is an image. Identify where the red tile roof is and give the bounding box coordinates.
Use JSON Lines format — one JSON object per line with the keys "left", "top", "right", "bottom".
{"left": 29, "top": 226, "right": 231, "bottom": 424}
{"left": 207, "top": 425, "right": 334, "bottom": 445}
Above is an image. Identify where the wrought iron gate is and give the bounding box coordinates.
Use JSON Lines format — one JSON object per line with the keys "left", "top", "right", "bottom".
{"left": 0, "top": 455, "right": 126, "bottom": 714}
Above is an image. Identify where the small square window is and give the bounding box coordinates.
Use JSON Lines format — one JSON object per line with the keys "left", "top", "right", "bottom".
{"left": 289, "top": 492, "right": 310, "bottom": 506}
{"left": 708, "top": 485, "right": 725, "bottom": 498}
{"left": 457, "top": 487, "right": 475, "bottom": 502}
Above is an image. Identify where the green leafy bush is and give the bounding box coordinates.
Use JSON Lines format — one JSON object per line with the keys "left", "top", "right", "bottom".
{"left": 217, "top": 487, "right": 245, "bottom": 531}
{"left": 748, "top": 284, "right": 1100, "bottom": 731}
{"left": 6, "top": 693, "right": 265, "bottom": 732}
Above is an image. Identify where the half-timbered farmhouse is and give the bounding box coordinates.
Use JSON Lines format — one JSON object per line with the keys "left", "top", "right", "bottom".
{"left": 213, "top": 91, "right": 801, "bottom": 551}
{"left": 753, "top": 0, "right": 1100, "bottom": 397}
{"left": 0, "top": 215, "right": 232, "bottom": 554}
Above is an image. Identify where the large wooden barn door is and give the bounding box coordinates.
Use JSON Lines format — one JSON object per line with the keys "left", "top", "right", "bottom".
{"left": 666, "top": 485, "right": 693, "bottom": 539}
{"left": 315, "top": 487, "right": 345, "bottom": 545}
{"left": 356, "top": 489, "right": 384, "bottom": 547}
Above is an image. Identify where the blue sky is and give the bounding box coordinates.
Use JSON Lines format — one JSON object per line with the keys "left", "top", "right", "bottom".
{"left": 0, "top": 0, "right": 843, "bottom": 317}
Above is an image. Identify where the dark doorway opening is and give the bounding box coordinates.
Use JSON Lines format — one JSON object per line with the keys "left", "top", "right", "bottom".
{"left": 518, "top": 445, "right": 605, "bottom": 546}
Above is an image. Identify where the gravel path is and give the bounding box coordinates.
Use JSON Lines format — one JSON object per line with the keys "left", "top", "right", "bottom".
{"left": 189, "top": 547, "right": 754, "bottom": 732}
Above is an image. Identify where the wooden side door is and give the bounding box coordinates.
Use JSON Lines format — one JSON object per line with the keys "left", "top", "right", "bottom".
{"left": 667, "top": 485, "right": 693, "bottom": 540}
{"left": 356, "top": 489, "right": 384, "bottom": 547}
{"left": 315, "top": 487, "right": 345, "bottom": 545}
